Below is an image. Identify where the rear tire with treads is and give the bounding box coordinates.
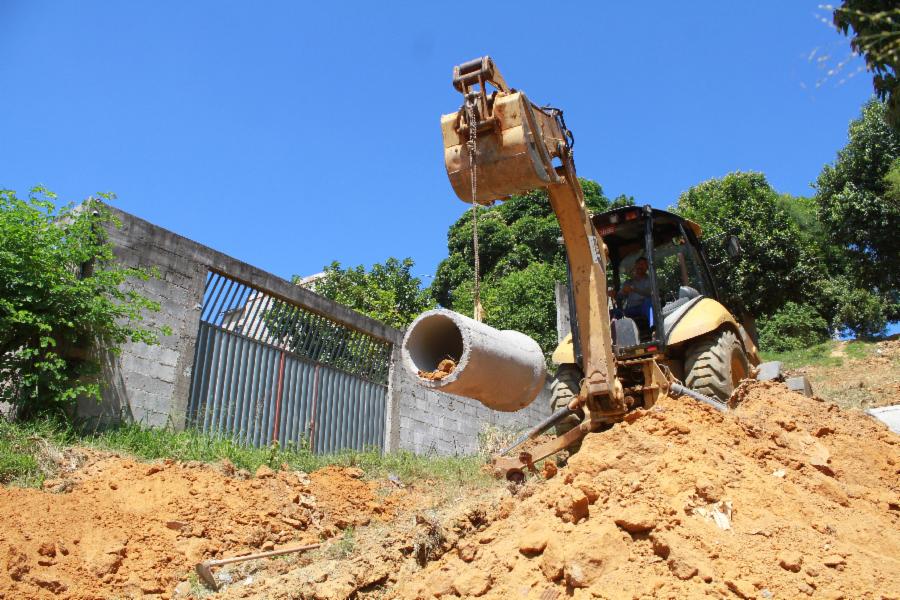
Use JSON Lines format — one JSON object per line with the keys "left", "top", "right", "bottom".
{"left": 550, "top": 364, "right": 584, "bottom": 459}
{"left": 684, "top": 329, "right": 749, "bottom": 403}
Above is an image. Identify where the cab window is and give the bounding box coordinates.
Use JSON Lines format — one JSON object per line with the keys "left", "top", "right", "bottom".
{"left": 652, "top": 232, "right": 711, "bottom": 305}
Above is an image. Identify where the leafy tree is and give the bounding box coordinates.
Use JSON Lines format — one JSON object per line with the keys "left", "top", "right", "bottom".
{"left": 833, "top": 2, "right": 900, "bottom": 128}
{"left": 674, "top": 172, "right": 825, "bottom": 319}
{"left": 304, "top": 257, "right": 434, "bottom": 329}
{"left": 815, "top": 99, "right": 900, "bottom": 327}
{"left": 0, "top": 188, "right": 165, "bottom": 417}
{"left": 757, "top": 302, "right": 830, "bottom": 352}
{"left": 431, "top": 178, "right": 630, "bottom": 359}
{"left": 449, "top": 263, "right": 566, "bottom": 357}
{"left": 885, "top": 157, "right": 900, "bottom": 203}
{"left": 808, "top": 275, "right": 891, "bottom": 338}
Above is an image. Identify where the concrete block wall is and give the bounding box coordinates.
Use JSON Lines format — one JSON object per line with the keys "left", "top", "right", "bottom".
{"left": 385, "top": 343, "right": 553, "bottom": 455}
{"left": 79, "top": 205, "right": 555, "bottom": 455}
{"left": 76, "top": 211, "right": 208, "bottom": 428}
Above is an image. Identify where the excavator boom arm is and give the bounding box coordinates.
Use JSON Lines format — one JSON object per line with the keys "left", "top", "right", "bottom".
{"left": 440, "top": 57, "right": 625, "bottom": 417}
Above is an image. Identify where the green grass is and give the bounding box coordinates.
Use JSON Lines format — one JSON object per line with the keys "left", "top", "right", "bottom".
{"left": 0, "top": 418, "right": 76, "bottom": 486}
{"left": 0, "top": 417, "right": 492, "bottom": 489}
{"left": 760, "top": 339, "right": 878, "bottom": 370}
{"left": 0, "top": 433, "right": 41, "bottom": 486}
{"left": 326, "top": 527, "right": 356, "bottom": 559}
{"left": 760, "top": 342, "right": 841, "bottom": 370}
{"left": 844, "top": 340, "right": 876, "bottom": 361}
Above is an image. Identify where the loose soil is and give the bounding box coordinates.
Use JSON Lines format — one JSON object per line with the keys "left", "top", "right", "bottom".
{"left": 418, "top": 358, "right": 457, "bottom": 381}
{"left": 2, "top": 380, "right": 899, "bottom": 599}
{"left": 0, "top": 455, "right": 414, "bottom": 599}
{"left": 388, "top": 382, "right": 900, "bottom": 600}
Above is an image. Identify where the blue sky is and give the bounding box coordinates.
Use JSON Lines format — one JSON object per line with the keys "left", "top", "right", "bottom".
{"left": 0, "top": 1, "right": 874, "bottom": 286}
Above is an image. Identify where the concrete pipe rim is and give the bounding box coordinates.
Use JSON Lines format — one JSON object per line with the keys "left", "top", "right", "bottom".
{"left": 402, "top": 309, "right": 472, "bottom": 388}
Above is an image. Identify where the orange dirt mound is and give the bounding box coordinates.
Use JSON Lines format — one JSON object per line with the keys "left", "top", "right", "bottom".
{"left": 395, "top": 381, "right": 900, "bottom": 599}
{"left": 0, "top": 454, "right": 407, "bottom": 599}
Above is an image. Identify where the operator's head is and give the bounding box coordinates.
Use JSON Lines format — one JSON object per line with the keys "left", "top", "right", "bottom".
{"left": 634, "top": 257, "right": 649, "bottom": 277}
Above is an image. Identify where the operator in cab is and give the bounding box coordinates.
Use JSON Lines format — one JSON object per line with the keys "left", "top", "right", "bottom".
{"left": 618, "top": 257, "right": 652, "bottom": 324}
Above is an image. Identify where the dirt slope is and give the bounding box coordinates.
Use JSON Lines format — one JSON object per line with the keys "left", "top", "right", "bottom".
{"left": 0, "top": 455, "right": 410, "bottom": 599}
{"left": 2, "top": 380, "right": 898, "bottom": 599}
{"left": 392, "top": 382, "right": 900, "bottom": 600}
{"left": 792, "top": 338, "right": 900, "bottom": 410}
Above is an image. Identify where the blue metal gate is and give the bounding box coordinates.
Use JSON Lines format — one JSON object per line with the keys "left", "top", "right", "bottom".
{"left": 187, "top": 272, "right": 391, "bottom": 452}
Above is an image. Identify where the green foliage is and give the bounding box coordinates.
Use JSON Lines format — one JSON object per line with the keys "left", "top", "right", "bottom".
{"left": 833, "top": 2, "right": 900, "bottom": 129}
{"left": 432, "top": 178, "right": 625, "bottom": 359}
{"left": 674, "top": 172, "right": 824, "bottom": 319}
{"left": 0, "top": 188, "right": 165, "bottom": 417}
{"left": 885, "top": 157, "right": 900, "bottom": 202}
{"left": 815, "top": 99, "right": 900, "bottom": 326}
{"left": 757, "top": 302, "right": 830, "bottom": 352}
{"left": 306, "top": 257, "right": 434, "bottom": 329}
{"left": 0, "top": 417, "right": 492, "bottom": 489}
{"left": 820, "top": 277, "right": 892, "bottom": 337}
{"left": 815, "top": 100, "right": 900, "bottom": 288}
{"left": 0, "top": 419, "right": 42, "bottom": 485}
{"left": 451, "top": 263, "right": 566, "bottom": 360}
{"left": 262, "top": 300, "right": 392, "bottom": 383}
{"left": 675, "top": 165, "right": 896, "bottom": 344}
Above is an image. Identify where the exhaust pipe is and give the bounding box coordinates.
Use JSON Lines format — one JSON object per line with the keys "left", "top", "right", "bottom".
{"left": 402, "top": 309, "right": 547, "bottom": 412}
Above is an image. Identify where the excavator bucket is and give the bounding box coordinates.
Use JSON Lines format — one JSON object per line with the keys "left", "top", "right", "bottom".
{"left": 440, "top": 57, "right": 568, "bottom": 205}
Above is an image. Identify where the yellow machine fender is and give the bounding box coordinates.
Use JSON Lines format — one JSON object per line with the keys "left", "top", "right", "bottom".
{"left": 553, "top": 299, "right": 760, "bottom": 366}
{"left": 668, "top": 298, "right": 760, "bottom": 364}
{"left": 551, "top": 333, "right": 575, "bottom": 366}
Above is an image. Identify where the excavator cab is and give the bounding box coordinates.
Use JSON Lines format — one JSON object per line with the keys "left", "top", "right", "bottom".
{"left": 593, "top": 205, "right": 715, "bottom": 358}
{"left": 553, "top": 204, "right": 761, "bottom": 403}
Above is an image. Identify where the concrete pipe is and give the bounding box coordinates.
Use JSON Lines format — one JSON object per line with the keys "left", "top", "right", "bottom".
{"left": 401, "top": 309, "right": 547, "bottom": 412}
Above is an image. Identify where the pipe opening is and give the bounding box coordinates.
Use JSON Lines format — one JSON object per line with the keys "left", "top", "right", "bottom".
{"left": 405, "top": 313, "right": 464, "bottom": 373}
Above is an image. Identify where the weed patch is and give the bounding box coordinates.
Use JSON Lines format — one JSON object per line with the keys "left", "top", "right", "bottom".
{"left": 0, "top": 419, "right": 492, "bottom": 489}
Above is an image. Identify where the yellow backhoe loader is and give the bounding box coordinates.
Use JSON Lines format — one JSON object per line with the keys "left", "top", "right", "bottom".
{"left": 403, "top": 57, "right": 803, "bottom": 480}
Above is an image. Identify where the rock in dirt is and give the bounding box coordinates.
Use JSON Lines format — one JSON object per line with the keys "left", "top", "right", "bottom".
{"left": 37, "top": 542, "right": 56, "bottom": 557}
{"left": 725, "top": 577, "right": 757, "bottom": 599}
{"left": 539, "top": 541, "right": 564, "bottom": 581}
{"left": 418, "top": 358, "right": 456, "bottom": 381}
{"left": 5, "top": 549, "right": 28, "bottom": 581}
{"left": 452, "top": 569, "right": 491, "bottom": 596}
{"left": 255, "top": 464, "right": 275, "bottom": 478}
{"left": 613, "top": 503, "right": 657, "bottom": 533}
{"left": 822, "top": 554, "right": 846, "bottom": 568}
{"left": 564, "top": 561, "right": 589, "bottom": 588}
{"left": 778, "top": 550, "right": 803, "bottom": 572}
{"left": 518, "top": 526, "right": 549, "bottom": 555}
{"left": 667, "top": 555, "right": 698, "bottom": 580}
{"left": 29, "top": 574, "right": 68, "bottom": 593}
{"left": 173, "top": 580, "right": 192, "bottom": 596}
{"left": 554, "top": 488, "right": 589, "bottom": 523}
{"left": 541, "top": 460, "right": 557, "bottom": 479}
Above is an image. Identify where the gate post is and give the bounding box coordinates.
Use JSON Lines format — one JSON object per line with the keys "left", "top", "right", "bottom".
{"left": 272, "top": 350, "right": 286, "bottom": 443}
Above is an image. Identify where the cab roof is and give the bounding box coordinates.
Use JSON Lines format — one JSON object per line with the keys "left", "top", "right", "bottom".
{"left": 591, "top": 206, "right": 702, "bottom": 238}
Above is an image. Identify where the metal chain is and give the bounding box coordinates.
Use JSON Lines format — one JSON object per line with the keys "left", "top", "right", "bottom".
{"left": 465, "top": 99, "right": 483, "bottom": 322}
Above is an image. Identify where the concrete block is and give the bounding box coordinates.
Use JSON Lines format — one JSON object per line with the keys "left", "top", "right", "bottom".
{"left": 756, "top": 361, "right": 783, "bottom": 382}
{"left": 867, "top": 405, "right": 900, "bottom": 434}
{"left": 139, "top": 345, "right": 180, "bottom": 368}
{"left": 785, "top": 376, "right": 813, "bottom": 397}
